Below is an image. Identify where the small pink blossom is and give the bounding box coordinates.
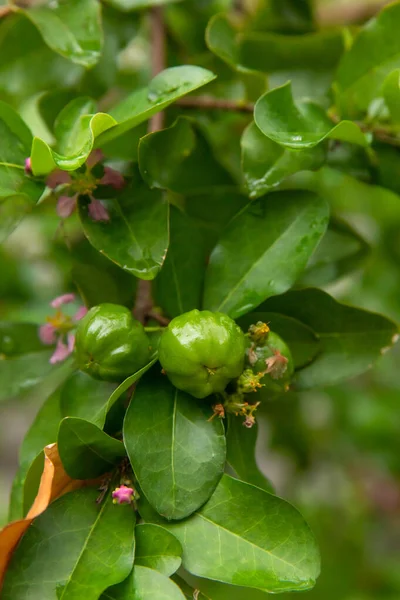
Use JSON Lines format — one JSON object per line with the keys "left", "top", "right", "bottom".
{"left": 57, "top": 195, "right": 77, "bottom": 218}
{"left": 74, "top": 306, "right": 88, "bottom": 321}
{"left": 112, "top": 485, "right": 135, "bottom": 505}
{"left": 50, "top": 338, "right": 71, "bottom": 364}
{"left": 265, "top": 351, "right": 288, "bottom": 380}
{"left": 46, "top": 169, "right": 72, "bottom": 189}
{"left": 51, "top": 293, "right": 76, "bottom": 308}
{"left": 67, "top": 333, "right": 75, "bottom": 353}
{"left": 39, "top": 323, "right": 57, "bottom": 345}
{"left": 101, "top": 167, "right": 125, "bottom": 190}
{"left": 88, "top": 197, "right": 110, "bottom": 222}
{"left": 24, "top": 157, "right": 32, "bottom": 174}
{"left": 87, "top": 149, "right": 104, "bottom": 168}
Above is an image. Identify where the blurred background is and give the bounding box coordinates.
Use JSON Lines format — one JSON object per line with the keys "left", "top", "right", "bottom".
{"left": 1, "top": 1, "right": 399, "bottom": 599}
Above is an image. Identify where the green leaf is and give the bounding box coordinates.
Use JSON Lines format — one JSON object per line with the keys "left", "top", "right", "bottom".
{"left": 237, "top": 312, "right": 320, "bottom": 370}
{"left": 139, "top": 117, "right": 233, "bottom": 194}
{"left": 58, "top": 417, "right": 126, "bottom": 479}
{"left": 205, "top": 13, "right": 251, "bottom": 73}
{"left": 254, "top": 82, "right": 367, "bottom": 150}
{"left": 123, "top": 375, "right": 226, "bottom": 520}
{"left": 17, "top": 0, "right": 102, "bottom": 68}
{"left": 145, "top": 475, "right": 320, "bottom": 593}
{"left": 103, "top": 566, "right": 186, "bottom": 600}
{"left": 22, "top": 451, "right": 46, "bottom": 516}
{"left": 97, "top": 66, "right": 216, "bottom": 146}
{"left": 336, "top": 2, "right": 400, "bottom": 114}
{"left": 203, "top": 190, "right": 329, "bottom": 319}
{"left": 248, "top": 0, "right": 315, "bottom": 34}
{"left": 2, "top": 487, "right": 136, "bottom": 600}
{"left": 135, "top": 523, "right": 182, "bottom": 576}
{"left": 171, "top": 576, "right": 211, "bottom": 600}
{"left": 383, "top": 69, "right": 400, "bottom": 125}
{"left": 0, "top": 352, "right": 74, "bottom": 403}
{"left": 300, "top": 217, "right": 370, "bottom": 286}
{"left": 226, "top": 415, "right": 274, "bottom": 493}
{"left": 259, "top": 288, "right": 399, "bottom": 389}
{"left": 0, "top": 101, "right": 44, "bottom": 241}
{"left": 104, "top": 0, "right": 181, "bottom": 11}
{"left": 105, "top": 358, "right": 158, "bottom": 415}
{"left": 0, "top": 322, "right": 47, "bottom": 357}
{"left": 0, "top": 15, "right": 83, "bottom": 103}
{"left": 153, "top": 207, "right": 207, "bottom": 318}
{"left": 60, "top": 371, "right": 118, "bottom": 429}
{"left": 78, "top": 178, "right": 169, "bottom": 281}
{"left": 241, "top": 121, "right": 325, "bottom": 199}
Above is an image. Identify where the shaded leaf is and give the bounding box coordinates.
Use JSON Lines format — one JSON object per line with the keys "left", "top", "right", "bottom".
{"left": 123, "top": 375, "right": 226, "bottom": 520}
{"left": 241, "top": 121, "right": 325, "bottom": 199}
{"left": 58, "top": 417, "right": 126, "bottom": 479}
{"left": 226, "top": 415, "right": 274, "bottom": 492}
{"left": 135, "top": 523, "right": 182, "bottom": 576}
{"left": 238, "top": 312, "right": 320, "bottom": 370}
{"left": 60, "top": 371, "right": 117, "bottom": 429}
{"left": 254, "top": 82, "right": 367, "bottom": 150}
{"left": 144, "top": 475, "right": 320, "bottom": 593}
{"left": 103, "top": 565, "right": 185, "bottom": 600}
{"left": 153, "top": 207, "right": 207, "bottom": 318}
{"left": 0, "top": 322, "right": 47, "bottom": 357}
{"left": 336, "top": 2, "right": 400, "bottom": 114}
{"left": 139, "top": 117, "right": 233, "bottom": 194}
{"left": 203, "top": 190, "right": 329, "bottom": 319}
{"left": 2, "top": 486, "right": 135, "bottom": 600}
{"left": 0, "top": 444, "right": 89, "bottom": 590}
{"left": 259, "top": 288, "right": 399, "bottom": 388}
{"left": 248, "top": 0, "right": 315, "bottom": 34}
{"left": 17, "top": 0, "right": 102, "bottom": 68}
{"left": 171, "top": 576, "right": 211, "bottom": 600}
{"left": 78, "top": 178, "right": 169, "bottom": 280}
{"left": 105, "top": 358, "right": 158, "bottom": 415}
{"left": 383, "top": 69, "right": 400, "bottom": 125}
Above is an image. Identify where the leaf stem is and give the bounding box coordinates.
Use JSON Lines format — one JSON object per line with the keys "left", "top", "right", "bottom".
{"left": 176, "top": 96, "right": 254, "bottom": 113}
{"left": 144, "top": 326, "right": 165, "bottom": 332}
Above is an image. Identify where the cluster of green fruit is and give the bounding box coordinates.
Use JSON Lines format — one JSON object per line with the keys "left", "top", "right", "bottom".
{"left": 75, "top": 304, "right": 294, "bottom": 403}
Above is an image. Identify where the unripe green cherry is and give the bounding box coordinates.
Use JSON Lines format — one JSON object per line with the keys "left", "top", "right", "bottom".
{"left": 158, "top": 309, "right": 246, "bottom": 399}
{"left": 247, "top": 331, "right": 294, "bottom": 393}
{"left": 75, "top": 303, "right": 151, "bottom": 382}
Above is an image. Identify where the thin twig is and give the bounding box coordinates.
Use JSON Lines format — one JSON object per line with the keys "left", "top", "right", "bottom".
{"left": 317, "top": 0, "right": 389, "bottom": 25}
{"left": 177, "top": 96, "right": 254, "bottom": 113}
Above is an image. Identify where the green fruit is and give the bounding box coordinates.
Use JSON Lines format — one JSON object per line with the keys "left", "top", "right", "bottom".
{"left": 158, "top": 309, "right": 246, "bottom": 399}
{"left": 75, "top": 303, "right": 151, "bottom": 382}
{"left": 248, "top": 331, "right": 294, "bottom": 393}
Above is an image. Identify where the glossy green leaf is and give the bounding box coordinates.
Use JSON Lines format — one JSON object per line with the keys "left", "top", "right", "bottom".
{"left": 17, "top": 0, "right": 102, "bottom": 68}
{"left": 0, "top": 16, "right": 83, "bottom": 102}
{"left": 254, "top": 82, "right": 367, "bottom": 150}
{"left": 60, "top": 371, "right": 118, "bottom": 429}
{"left": 145, "top": 475, "right": 320, "bottom": 593}
{"left": 105, "top": 358, "right": 158, "bottom": 415}
{"left": 97, "top": 66, "right": 216, "bottom": 146}
{"left": 78, "top": 178, "right": 169, "bottom": 280}
{"left": 123, "top": 375, "right": 226, "bottom": 520}
{"left": 153, "top": 207, "right": 207, "bottom": 318}
{"left": 238, "top": 312, "right": 320, "bottom": 370}
{"left": 0, "top": 352, "right": 74, "bottom": 403}
{"left": 241, "top": 121, "right": 325, "bottom": 199}
{"left": 203, "top": 190, "right": 329, "bottom": 319}
{"left": 226, "top": 415, "right": 274, "bottom": 492}
{"left": 260, "top": 288, "right": 399, "bottom": 389}
{"left": 383, "top": 69, "right": 400, "bottom": 125}
{"left": 103, "top": 566, "right": 186, "bottom": 600}
{"left": 135, "top": 523, "right": 182, "bottom": 576}
{"left": 336, "top": 2, "right": 400, "bottom": 114}
{"left": 0, "top": 101, "right": 44, "bottom": 241}
{"left": 205, "top": 13, "right": 249, "bottom": 73}
{"left": 139, "top": 117, "right": 233, "bottom": 194}
{"left": 104, "top": 0, "right": 181, "bottom": 11}
{"left": 2, "top": 487, "right": 136, "bottom": 600}
{"left": 0, "top": 322, "right": 47, "bottom": 357}
{"left": 58, "top": 417, "right": 126, "bottom": 479}
{"left": 301, "top": 217, "right": 370, "bottom": 286}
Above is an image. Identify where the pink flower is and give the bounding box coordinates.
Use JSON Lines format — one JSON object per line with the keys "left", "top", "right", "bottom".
{"left": 112, "top": 485, "right": 135, "bottom": 505}
{"left": 88, "top": 197, "right": 110, "bottom": 222}
{"left": 25, "top": 157, "right": 32, "bottom": 175}
{"left": 101, "top": 167, "right": 125, "bottom": 190}
{"left": 47, "top": 169, "right": 72, "bottom": 189}
{"left": 74, "top": 306, "right": 88, "bottom": 321}
{"left": 51, "top": 293, "right": 76, "bottom": 308}
{"left": 265, "top": 351, "right": 288, "bottom": 380}
{"left": 50, "top": 334, "right": 75, "bottom": 364}
{"left": 39, "top": 323, "right": 57, "bottom": 345}
{"left": 57, "top": 195, "right": 77, "bottom": 218}
{"left": 86, "top": 149, "right": 104, "bottom": 168}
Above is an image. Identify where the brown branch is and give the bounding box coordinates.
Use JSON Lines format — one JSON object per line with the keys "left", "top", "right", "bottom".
{"left": 317, "top": 0, "right": 390, "bottom": 25}
{"left": 177, "top": 96, "right": 254, "bottom": 113}
{"left": 0, "top": 6, "right": 12, "bottom": 17}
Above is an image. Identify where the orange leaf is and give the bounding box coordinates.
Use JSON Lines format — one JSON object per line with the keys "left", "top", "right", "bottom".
{"left": 0, "top": 443, "right": 96, "bottom": 589}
